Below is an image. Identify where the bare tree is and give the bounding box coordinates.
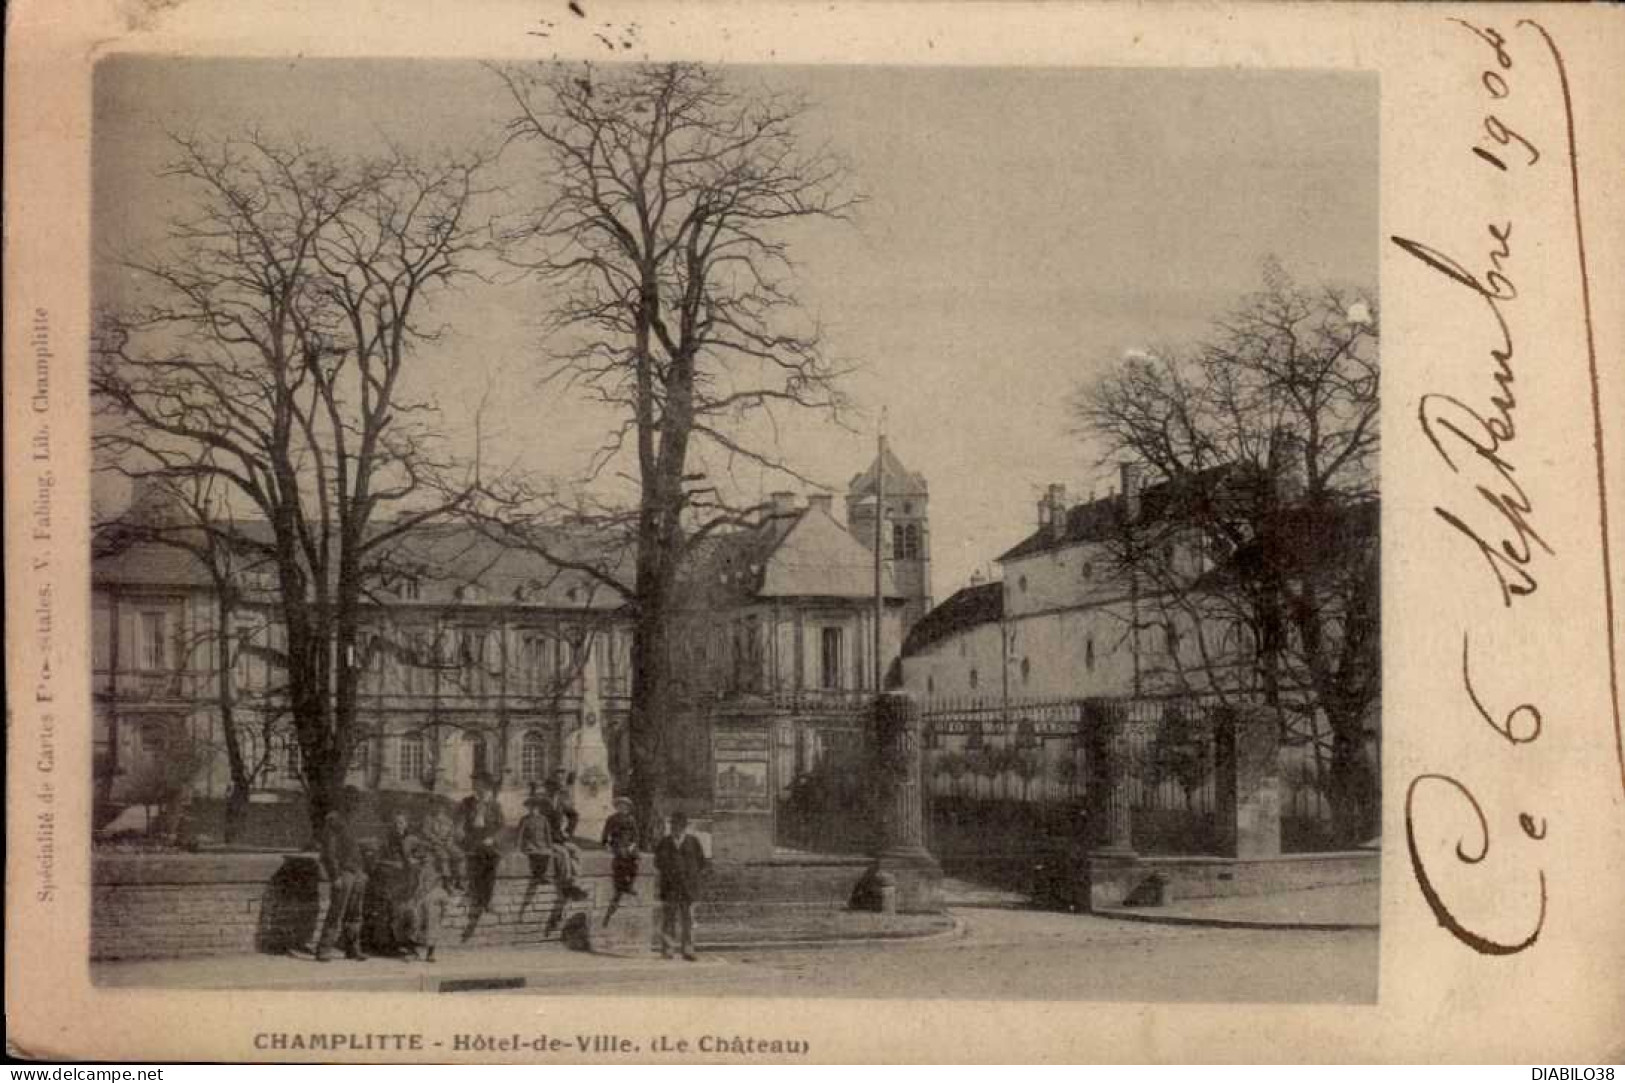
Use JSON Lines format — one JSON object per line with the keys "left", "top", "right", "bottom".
{"left": 1074, "top": 260, "right": 1380, "bottom": 844}
{"left": 93, "top": 131, "right": 492, "bottom": 831}
{"left": 482, "top": 62, "right": 861, "bottom": 828}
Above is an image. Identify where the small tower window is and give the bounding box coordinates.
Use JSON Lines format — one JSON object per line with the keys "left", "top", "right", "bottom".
{"left": 1020, "top": 657, "right": 1031, "bottom": 684}
{"left": 1086, "top": 637, "right": 1096, "bottom": 671}
{"left": 969, "top": 668, "right": 979, "bottom": 690}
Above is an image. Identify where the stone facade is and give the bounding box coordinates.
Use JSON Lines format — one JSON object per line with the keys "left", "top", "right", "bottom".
{"left": 92, "top": 446, "right": 936, "bottom": 850}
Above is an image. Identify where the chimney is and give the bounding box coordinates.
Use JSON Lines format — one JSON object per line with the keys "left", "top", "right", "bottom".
{"left": 1046, "top": 483, "right": 1068, "bottom": 541}
{"left": 1120, "top": 462, "right": 1143, "bottom": 521}
{"left": 768, "top": 491, "right": 798, "bottom": 517}
{"left": 807, "top": 493, "right": 833, "bottom": 517}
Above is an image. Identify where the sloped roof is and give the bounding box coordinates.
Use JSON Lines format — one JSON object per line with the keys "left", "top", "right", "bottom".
{"left": 997, "top": 464, "right": 1243, "bottom": 563}
{"left": 757, "top": 502, "right": 901, "bottom": 599}
{"left": 902, "top": 581, "right": 1003, "bottom": 658}
{"left": 849, "top": 444, "right": 928, "bottom": 498}
{"left": 674, "top": 502, "right": 901, "bottom": 607}
{"left": 93, "top": 519, "right": 630, "bottom": 610}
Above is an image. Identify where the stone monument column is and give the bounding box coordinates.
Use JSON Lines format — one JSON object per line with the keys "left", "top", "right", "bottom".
{"left": 1214, "top": 704, "right": 1282, "bottom": 858}
{"left": 859, "top": 691, "right": 943, "bottom": 912}
{"left": 566, "top": 639, "right": 614, "bottom": 841}
{"left": 873, "top": 691, "right": 930, "bottom": 859}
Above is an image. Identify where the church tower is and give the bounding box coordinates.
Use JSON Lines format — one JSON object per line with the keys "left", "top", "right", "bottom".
{"left": 847, "top": 442, "right": 933, "bottom": 639}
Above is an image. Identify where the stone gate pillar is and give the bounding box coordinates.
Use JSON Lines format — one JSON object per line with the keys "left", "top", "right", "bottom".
{"left": 1214, "top": 704, "right": 1282, "bottom": 858}
{"left": 1086, "top": 700, "right": 1137, "bottom": 858}
{"left": 856, "top": 692, "right": 942, "bottom": 912}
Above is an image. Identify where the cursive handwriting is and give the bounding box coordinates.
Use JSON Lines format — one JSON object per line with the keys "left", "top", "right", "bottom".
{"left": 1395, "top": 226, "right": 1553, "bottom": 607}
{"left": 1405, "top": 773, "right": 1547, "bottom": 956}
{"left": 1394, "top": 16, "right": 1561, "bottom": 957}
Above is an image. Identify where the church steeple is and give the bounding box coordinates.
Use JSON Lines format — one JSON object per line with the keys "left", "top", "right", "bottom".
{"left": 847, "top": 444, "right": 932, "bottom": 639}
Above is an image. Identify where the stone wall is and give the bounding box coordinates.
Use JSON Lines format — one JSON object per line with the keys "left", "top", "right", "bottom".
{"left": 1082, "top": 850, "right": 1379, "bottom": 909}
{"left": 92, "top": 850, "right": 652, "bottom": 962}
{"left": 698, "top": 854, "right": 873, "bottom": 923}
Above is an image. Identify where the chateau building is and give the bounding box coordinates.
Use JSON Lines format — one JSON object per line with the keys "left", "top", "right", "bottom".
{"left": 92, "top": 447, "right": 933, "bottom": 841}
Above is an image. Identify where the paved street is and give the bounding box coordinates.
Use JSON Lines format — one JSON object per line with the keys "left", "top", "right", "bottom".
{"left": 93, "top": 883, "right": 1380, "bottom": 1004}
{"left": 510, "top": 906, "right": 1378, "bottom": 1003}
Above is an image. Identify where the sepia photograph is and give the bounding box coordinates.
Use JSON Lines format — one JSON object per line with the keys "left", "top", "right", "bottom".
{"left": 9, "top": 0, "right": 1625, "bottom": 1066}
{"left": 84, "top": 55, "right": 1381, "bottom": 1003}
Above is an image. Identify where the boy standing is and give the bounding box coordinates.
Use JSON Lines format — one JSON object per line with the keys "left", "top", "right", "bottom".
{"left": 600, "top": 796, "right": 640, "bottom": 925}
{"left": 315, "top": 789, "right": 368, "bottom": 962}
{"left": 654, "top": 810, "right": 706, "bottom": 961}
{"left": 458, "top": 771, "right": 504, "bottom": 915}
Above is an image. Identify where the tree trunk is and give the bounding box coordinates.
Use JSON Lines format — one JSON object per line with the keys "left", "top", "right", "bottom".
{"left": 224, "top": 783, "right": 251, "bottom": 845}
{"left": 628, "top": 595, "right": 671, "bottom": 840}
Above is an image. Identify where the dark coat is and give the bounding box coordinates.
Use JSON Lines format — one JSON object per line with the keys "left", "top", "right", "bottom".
{"left": 458, "top": 794, "right": 504, "bottom": 851}
{"left": 654, "top": 833, "right": 707, "bottom": 903}
{"left": 318, "top": 813, "right": 367, "bottom": 879}
{"left": 601, "top": 811, "right": 639, "bottom": 856}
{"left": 544, "top": 789, "right": 580, "bottom": 843}
{"left": 516, "top": 811, "right": 551, "bottom": 856}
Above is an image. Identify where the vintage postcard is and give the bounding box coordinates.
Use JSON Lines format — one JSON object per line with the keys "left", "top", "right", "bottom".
{"left": 6, "top": 0, "right": 1624, "bottom": 1064}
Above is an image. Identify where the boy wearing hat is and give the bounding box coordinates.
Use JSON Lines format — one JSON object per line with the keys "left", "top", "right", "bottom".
{"left": 516, "top": 791, "right": 554, "bottom": 884}
{"left": 458, "top": 771, "right": 504, "bottom": 914}
{"left": 654, "top": 810, "right": 707, "bottom": 961}
{"left": 600, "top": 796, "right": 641, "bottom": 925}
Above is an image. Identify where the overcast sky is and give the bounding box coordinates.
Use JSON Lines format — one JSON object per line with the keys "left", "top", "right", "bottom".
{"left": 93, "top": 58, "right": 1377, "bottom": 598}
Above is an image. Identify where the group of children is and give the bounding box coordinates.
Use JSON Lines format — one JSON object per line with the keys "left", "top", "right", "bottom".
{"left": 314, "top": 772, "right": 702, "bottom": 963}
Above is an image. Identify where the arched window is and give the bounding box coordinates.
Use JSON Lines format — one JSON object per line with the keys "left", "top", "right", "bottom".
{"left": 1085, "top": 637, "right": 1096, "bottom": 671}
{"left": 892, "top": 523, "right": 907, "bottom": 560}
{"left": 969, "top": 668, "right": 979, "bottom": 690}
{"left": 466, "top": 732, "right": 489, "bottom": 779}
{"left": 398, "top": 733, "right": 426, "bottom": 783}
{"left": 1020, "top": 657, "right": 1031, "bottom": 684}
{"left": 520, "top": 731, "right": 548, "bottom": 785}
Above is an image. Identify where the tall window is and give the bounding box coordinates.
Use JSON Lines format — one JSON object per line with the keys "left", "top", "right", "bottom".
{"left": 466, "top": 733, "right": 489, "bottom": 779}
{"left": 520, "top": 731, "right": 547, "bottom": 784}
{"left": 820, "top": 626, "right": 844, "bottom": 690}
{"left": 517, "top": 633, "right": 545, "bottom": 693}
{"left": 892, "top": 523, "right": 921, "bottom": 559}
{"left": 140, "top": 612, "right": 168, "bottom": 671}
{"left": 601, "top": 632, "right": 622, "bottom": 695}
{"left": 398, "top": 733, "right": 425, "bottom": 783}
{"left": 283, "top": 740, "right": 301, "bottom": 782}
